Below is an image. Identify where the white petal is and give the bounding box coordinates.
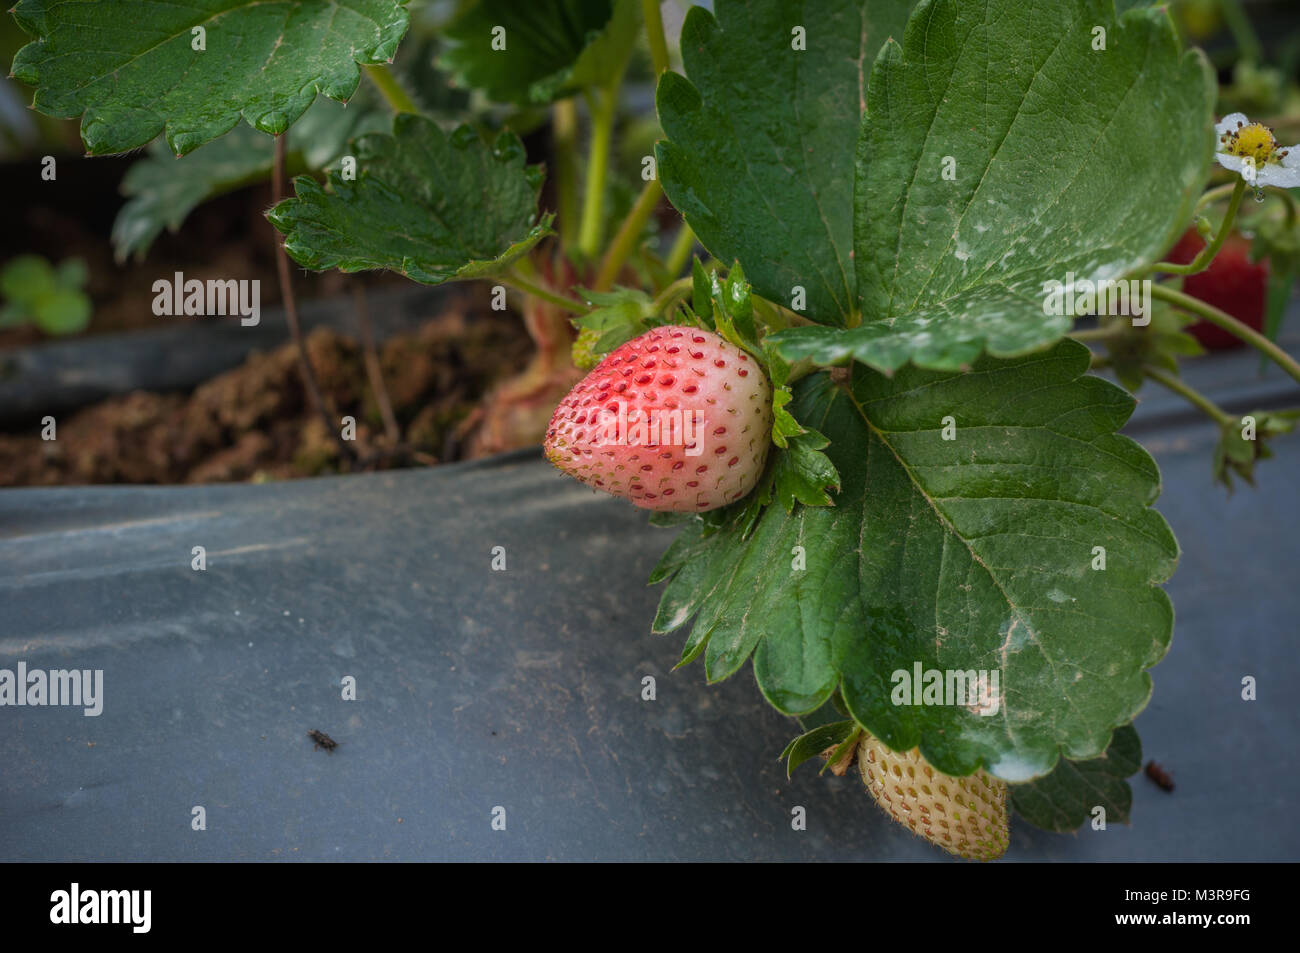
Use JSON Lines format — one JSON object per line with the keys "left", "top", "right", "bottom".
{"left": 1282, "top": 147, "right": 1300, "bottom": 169}
{"left": 1258, "top": 164, "right": 1300, "bottom": 188}
{"left": 1214, "top": 153, "right": 1248, "bottom": 173}
{"left": 1215, "top": 112, "right": 1250, "bottom": 135}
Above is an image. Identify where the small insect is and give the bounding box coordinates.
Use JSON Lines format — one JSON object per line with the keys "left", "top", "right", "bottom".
{"left": 308, "top": 729, "right": 339, "bottom": 754}
{"left": 1144, "top": 759, "right": 1174, "bottom": 792}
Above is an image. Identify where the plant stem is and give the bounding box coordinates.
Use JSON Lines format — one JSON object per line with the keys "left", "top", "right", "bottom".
{"left": 1148, "top": 179, "right": 1246, "bottom": 276}
{"left": 552, "top": 98, "right": 581, "bottom": 249}
{"left": 353, "top": 284, "right": 400, "bottom": 444}
{"left": 1194, "top": 182, "right": 1238, "bottom": 215}
{"left": 1275, "top": 187, "right": 1299, "bottom": 228}
{"left": 1150, "top": 283, "right": 1300, "bottom": 386}
{"left": 272, "top": 136, "right": 354, "bottom": 465}
{"left": 503, "top": 267, "right": 591, "bottom": 315}
{"left": 363, "top": 63, "right": 419, "bottom": 114}
{"left": 1217, "top": 0, "right": 1263, "bottom": 64}
{"left": 664, "top": 223, "right": 696, "bottom": 278}
{"left": 1196, "top": 180, "right": 1297, "bottom": 227}
{"left": 578, "top": 87, "right": 617, "bottom": 260}
{"left": 594, "top": 179, "right": 662, "bottom": 290}
{"left": 652, "top": 276, "right": 693, "bottom": 315}
{"left": 1069, "top": 324, "right": 1124, "bottom": 343}
{"left": 1142, "top": 364, "right": 1234, "bottom": 427}
{"left": 641, "top": 0, "right": 672, "bottom": 76}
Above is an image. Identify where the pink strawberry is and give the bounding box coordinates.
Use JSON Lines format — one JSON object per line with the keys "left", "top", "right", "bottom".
{"left": 544, "top": 326, "right": 773, "bottom": 511}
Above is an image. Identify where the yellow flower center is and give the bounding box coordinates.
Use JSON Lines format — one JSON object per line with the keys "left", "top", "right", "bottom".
{"left": 1222, "top": 122, "right": 1278, "bottom": 165}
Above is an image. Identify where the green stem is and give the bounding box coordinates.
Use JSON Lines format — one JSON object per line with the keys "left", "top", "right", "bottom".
{"left": 594, "top": 179, "right": 663, "bottom": 290}
{"left": 641, "top": 0, "right": 672, "bottom": 76}
{"left": 578, "top": 87, "right": 618, "bottom": 260}
{"left": 1217, "top": 0, "right": 1263, "bottom": 64}
{"left": 1194, "top": 183, "right": 1239, "bottom": 215}
{"left": 652, "top": 276, "right": 693, "bottom": 315}
{"left": 1150, "top": 283, "right": 1300, "bottom": 386}
{"left": 1069, "top": 324, "right": 1124, "bottom": 343}
{"left": 552, "top": 98, "right": 581, "bottom": 250}
{"left": 363, "top": 64, "right": 418, "bottom": 114}
{"left": 502, "top": 268, "right": 591, "bottom": 316}
{"left": 1147, "top": 179, "right": 1246, "bottom": 276}
{"left": 1276, "top": 187, "right": 1299, "bottom": 228}
{"left": 664, "top": 223, "right": 696, "bottom": 278}
{"left": 1197, "top": 180, "right": 1297, "bottom": 227}
{"left": 1142, "top": 364, "right": 1234, "bottom": 427}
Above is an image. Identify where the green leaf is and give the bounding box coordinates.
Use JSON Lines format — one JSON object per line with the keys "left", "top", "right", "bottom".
{"left": 572, "top": 286, "right": 656, "bottom": 355}
{"left": 112, "top": 97, "right": 388, "bottom": 262}
{"left": 774, "top": 0, "right": 1215, "bottom": 371}
{"left": 564, "top": 0, "right": 641, "bottom": 93}
{"left": 710, "top": 261, "right": 759, "bottom": 353}
{"left": 440, "top": 0, "right": 629, "bottom": 104}
{"left": 11, "top": 0, "right": 410, "bottom": 156}
{"left": 651, "top": 339, "right": 1177, "bottom": 781}
{"left": 1009, "top": 724, "right": 1142, "bottom": 832}
{"left": 770, "top": 429, "right": 840, "bottom": 511}
{"left": 266, "top": 114, "right": 552, "bottom": 285}
{"left": 1213, "top": 409, "right": 1300, "bottom": 491}
{"left": 32, "top": 288, "right": 92, "bottom": 335}
{"left": 780, "top": 719, "right": 858, "bottom": 778}
{"left": 0, "top": 254, "right": 57, "bottom": 304}
{"left": 691, "top": 258, "right": 715, "bottom": 329}
{"left": 657, "top": 0, "right": 916, "bottom": 327}
{"left": 54, "top": 258, "right": 89, "bottom": 290}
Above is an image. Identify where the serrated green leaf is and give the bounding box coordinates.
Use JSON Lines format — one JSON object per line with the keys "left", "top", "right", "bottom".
{"left": 651, "top": 339, "right": 1177, "bottom": 780}
{"left": 770, "top": 429, "right": 839, "bottom": 512}
{"left": 440, "top": 0, "right": 627, "bottom": 104}
{"left": 1009, "top": 724, "right": 1142, "bottom": 832}
{"left": 780, "top": 719, "right": 857, "bottom": 777}
{"left": 112, "top": 97, "right": 388, "bottom": 262}
{"left": 678, "top": 0, "right": 1214, "bottom": 372}
{"left": 657, "top": 0, "right": 916, "bottom": 327}
{"left": 11, "top": 0, "right": 410, "bottom": 156}
{"left": 266, "top": 114, "right": 552, "bottom": 284}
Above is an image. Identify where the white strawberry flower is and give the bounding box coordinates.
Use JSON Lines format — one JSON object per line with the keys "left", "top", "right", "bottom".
{"left": 1214, "top": 112, "right": 1300, "bottom": 188}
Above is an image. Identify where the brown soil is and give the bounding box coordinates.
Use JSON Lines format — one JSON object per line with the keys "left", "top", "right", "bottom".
{"left": 0, "top": 306, "right": 533, "bottom": 486}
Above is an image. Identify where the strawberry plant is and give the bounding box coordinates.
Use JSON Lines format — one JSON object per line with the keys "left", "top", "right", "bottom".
{"left": 11, "top": 0, "right": 1300, "bottom": 859}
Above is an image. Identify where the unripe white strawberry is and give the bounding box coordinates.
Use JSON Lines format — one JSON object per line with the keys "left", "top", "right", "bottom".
{"left": 545, "top": 325, "right": 772, "bottom": 512}
{"left": 857, "top": 733, "right": 1009, "bottom": 861}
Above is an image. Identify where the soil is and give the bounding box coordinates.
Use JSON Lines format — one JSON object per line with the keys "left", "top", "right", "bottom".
{"left": 1, "top": 152, "right": 558, "bottom": 488}
{"left": 0, "top": 304, "right": 533, "bottom": 486}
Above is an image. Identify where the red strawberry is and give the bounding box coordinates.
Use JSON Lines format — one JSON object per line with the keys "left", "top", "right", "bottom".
{"left": 1166, "top": 228, "right": 1268, "bottom": 349}
{"left": 544, "top": 326, "right": 773, "bottom": 512}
